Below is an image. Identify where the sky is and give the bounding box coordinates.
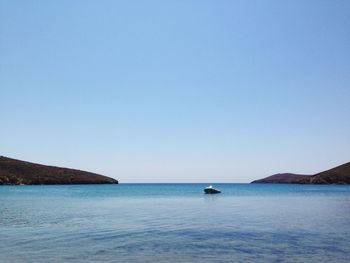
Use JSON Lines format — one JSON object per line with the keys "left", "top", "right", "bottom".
{"left": 1, "top": 0, "right": 350, "bottom": 183}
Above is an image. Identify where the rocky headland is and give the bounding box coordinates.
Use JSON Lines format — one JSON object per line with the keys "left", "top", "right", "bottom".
{"left": 0, "top": 156, "right": 118, "bottom": 185}
{"left": 251, "top": 173, "right": 310, "bottom": 184}
{"left": 251, "top": 162, "right": 350, "bottom": 184}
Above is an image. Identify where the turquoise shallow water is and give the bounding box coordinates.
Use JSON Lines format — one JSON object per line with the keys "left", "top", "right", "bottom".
{"left": 1, "top": 183, "right": 350, "bottom": 262}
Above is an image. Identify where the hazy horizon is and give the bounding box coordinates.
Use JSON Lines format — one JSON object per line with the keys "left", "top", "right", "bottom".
{"left": 1, "top": 0, "right": 350, "bottom": 183}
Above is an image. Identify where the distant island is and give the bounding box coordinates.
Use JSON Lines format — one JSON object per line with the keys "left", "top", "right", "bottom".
{"left": 0, "top": 156, "right": 118, "bottom": 185}
{"left": 252, "top": 162, "right": 350, "bottom": 184}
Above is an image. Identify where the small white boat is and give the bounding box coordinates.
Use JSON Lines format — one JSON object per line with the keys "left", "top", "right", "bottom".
{"left": 204, "top": 185, "right": 221, "bottom": 194}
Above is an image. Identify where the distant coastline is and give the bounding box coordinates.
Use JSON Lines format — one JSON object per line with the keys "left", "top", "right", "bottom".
{"left": 1, "top": 155, "right": 349, "bottom": 185}
{"left": 0, "top": 156, "right": 118, "bottom": 185}
{"left": 251, "top": 162, "right": 350, "bottom": 184}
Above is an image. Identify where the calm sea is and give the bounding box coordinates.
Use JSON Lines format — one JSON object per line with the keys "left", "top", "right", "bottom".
{"left": 1, "top": 184, "right": 350, "bottom": 262}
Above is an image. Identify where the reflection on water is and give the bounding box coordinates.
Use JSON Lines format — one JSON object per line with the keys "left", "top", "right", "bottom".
{"left": 1, "top": 184, "right": 350, "bottom": 262}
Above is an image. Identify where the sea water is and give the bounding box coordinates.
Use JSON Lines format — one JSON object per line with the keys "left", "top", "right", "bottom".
{"left": 1, "top": 184, "right": 350, "bottom": 262}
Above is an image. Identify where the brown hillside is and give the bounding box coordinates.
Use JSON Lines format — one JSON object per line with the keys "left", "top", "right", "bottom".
{"left": 251, "top": 162, "right": 350, "bottom": 184}
{"left": 251, "top": 173, "right": 310, "bottom": 184}
{"left": 299, "top": 162, "right": 350, "bottom": 184}
{"left": 0, "top": 156, "right": 118, "bottom": 185}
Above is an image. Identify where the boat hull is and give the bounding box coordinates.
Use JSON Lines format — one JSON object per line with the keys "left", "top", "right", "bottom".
{"left": 204, "top": 188, "right": 221, "bottom": 194}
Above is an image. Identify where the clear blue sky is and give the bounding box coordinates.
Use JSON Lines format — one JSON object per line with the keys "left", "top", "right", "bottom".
{"left": 1, "top": 0, "right": 349, "bottom": 182}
